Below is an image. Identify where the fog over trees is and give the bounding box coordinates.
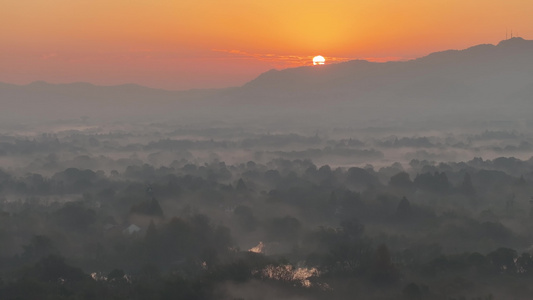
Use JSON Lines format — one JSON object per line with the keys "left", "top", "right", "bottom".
{"left": 1, "top": 39, "right": 533, "bottom": 299}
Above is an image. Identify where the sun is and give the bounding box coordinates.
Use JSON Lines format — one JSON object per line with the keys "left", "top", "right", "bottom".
{"left": 313, "top": 55, "right": 325, "bottom": 65}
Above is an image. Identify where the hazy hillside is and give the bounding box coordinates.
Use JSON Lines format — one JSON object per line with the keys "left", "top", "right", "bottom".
{"left": 236, "top": 38, "right": 533, "bottom": 111}
{"left": 2, "top": 38, "right": 532, "bottom": 127}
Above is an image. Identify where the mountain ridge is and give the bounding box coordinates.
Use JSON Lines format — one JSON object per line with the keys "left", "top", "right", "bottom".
{"left": 2, "top": 37, "right": 532, "bottom": 93}
{"left": 1, "top": 38, "right": 532, "bottom": 125}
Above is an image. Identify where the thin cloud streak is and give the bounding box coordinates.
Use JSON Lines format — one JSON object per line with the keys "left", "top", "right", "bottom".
{"left": 212, "top": 49, "right": 410, "bottom": 68}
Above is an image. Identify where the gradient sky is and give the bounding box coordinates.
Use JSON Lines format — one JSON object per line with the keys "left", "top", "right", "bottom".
{"left": 2, "top": 0, "right": 532, "bottom": 90}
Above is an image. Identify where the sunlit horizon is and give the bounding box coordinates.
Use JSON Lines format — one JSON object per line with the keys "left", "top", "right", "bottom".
{"left": 3, "top": 0, "right": 532, "bottom": 89}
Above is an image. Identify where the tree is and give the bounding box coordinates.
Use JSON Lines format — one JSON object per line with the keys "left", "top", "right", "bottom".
{"left": 487, "top": 247, "right": 517, "bottom": 274}
{"left": 340, "top": 218, "right": 364, "bottom": 240}
{"left": 145, "top": 220, "right": 158, "bottom": 244}
{"left": 32, "top": 254, "right": 87, "bottom": 282}
{"left": 372, "top": 244, "right": 398, "bottom": 285}
{"left": 397, "top": 196, "right": 412, "bottom": 219}
{"left": 516, "top": 252, "right": 533, "bottom": 275}
{"left": 52, "top": 202, "right": 96, "bottom": 232}
{"left": 389, "top": 172, "right": 413, "bottom": 189}
{"left": 22, "top": 235, "right": 59, "bottom": 262}
{"left": 233, "top": 205, "right": 257, "bottom": 231}
{"left": 266, "top": 216, "right": 301, "bottom": 242}
{"left": 414, "top": 172, "right": 451, "bottom": 193}
{"left": 460, "top": 172, "right": 475, "bottom": 196}
{"left": 107, "top": 269, "right": 125, "bottom": 281}
{"left": 403, "top": 283, "right": 422, "bottom": 299}
{"left": 131, "top": 198, "right": 164, "bottom": 217}
{"left": 236, "top": 178, "right": 247, "bottom": 192}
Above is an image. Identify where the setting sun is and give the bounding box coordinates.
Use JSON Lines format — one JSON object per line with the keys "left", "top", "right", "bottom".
{"left": 2, "top": 0, "right": 532, "bottom": 89}
{"left": 313, "top": 55, "right": 326, "bottom": 65}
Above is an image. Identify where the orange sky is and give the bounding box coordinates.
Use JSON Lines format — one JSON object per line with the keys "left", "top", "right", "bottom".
{"left": 2, "top": 0, "right": 532, "bottom": 90}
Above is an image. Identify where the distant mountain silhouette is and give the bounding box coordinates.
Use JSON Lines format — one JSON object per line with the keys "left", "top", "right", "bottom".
{"left": 0, "top": 81, "right": 220, "bottom": 122}
{"left": 1, "top": 38, "right": 532, "bottom": 125}
{"left": 235, "top": 37, "right": 533, "bottom": 105}
{"left": 218, "top": 37, "right": 533, "bottom": 126}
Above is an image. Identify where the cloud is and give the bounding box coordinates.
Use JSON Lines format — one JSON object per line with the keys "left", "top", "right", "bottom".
{"left": 212, "top": 49, "right": 410, "bottom": 68}
{"left": 212, "top": 49, "right": 312, "bottom": 67}
{"left": 41, "top": 53, "right": 58, "bottom": 60}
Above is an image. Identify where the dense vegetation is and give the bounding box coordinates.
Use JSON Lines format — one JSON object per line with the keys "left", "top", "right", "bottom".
{"left": 1, "top": 123, "right": 533, "bottom": 299}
